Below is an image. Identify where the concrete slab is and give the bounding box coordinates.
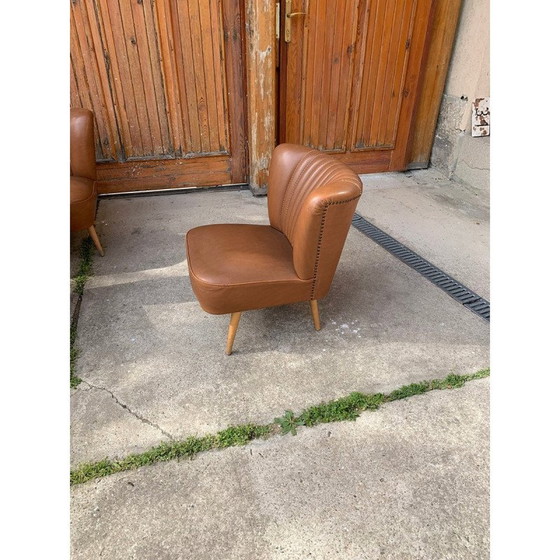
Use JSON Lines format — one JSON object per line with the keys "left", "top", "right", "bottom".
{"left": 71, "top": 378, "right": 489, "bottom": 560}
{"left": 71, "top": 229, "right": 89, "bottom": 318}
{"left": 452, "top": 135, "right": 490, "bottom": 191}
{"left": 358, "top": 168, "right": 489, "bottom": 300}
{"left": 71, "top": 229, "right": 89, "bottom": 278}
{"left": 71, "top": 381, "right": 172, "bottom": 463}
{"left": 71, "top": 187, "right": 489, "bottom": 465}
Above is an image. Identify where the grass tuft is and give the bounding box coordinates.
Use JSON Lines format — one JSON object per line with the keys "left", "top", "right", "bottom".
{"left": 71, "top": 368, "right": 489, "bottom": 486}
{"left": 70, "top": 430, "right": 272, "bottom": 486}
{"left": 300, "top": 392, "right": 385, "bottom": 426}
{"left": 385, "top": 381, "right": 430, "bottom": 402}
{"left": 216, "top": 424, "right": 271, "bottom": 447}
{"left": 73, "top": 238, "right": 94, "bottom": 296}
{"left": 70, "top": 324, "right": 82, "bottom": 388}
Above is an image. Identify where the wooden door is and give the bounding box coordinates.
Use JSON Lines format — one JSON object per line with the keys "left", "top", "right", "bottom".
{"left": 279, "top": 0, "right": 433, "bottom": 173}
{"left": 70, "top": 0, "right": 247, "bottom": 193}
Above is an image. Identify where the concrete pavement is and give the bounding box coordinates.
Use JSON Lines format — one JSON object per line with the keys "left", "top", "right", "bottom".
{"left": 71, "top": 378, "right": 489, "bottom": 560}
{"left": 70, "top": 167, "right": 490, "bottom": 559}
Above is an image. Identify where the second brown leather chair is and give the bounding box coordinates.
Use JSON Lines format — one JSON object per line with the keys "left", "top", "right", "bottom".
{"left": 71, "top": 108, "right": 104, "bottom": 256}
{"left": 186, "top": 144, "right": 363, "bottom": 354}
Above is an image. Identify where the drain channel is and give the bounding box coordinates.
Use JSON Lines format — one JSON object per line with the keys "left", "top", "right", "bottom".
{"left": 351, "top": 213, "right": 490, "bottom": 321}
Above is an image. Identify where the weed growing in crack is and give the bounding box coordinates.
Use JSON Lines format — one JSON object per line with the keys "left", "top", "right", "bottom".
{"left": 216, "top": 424, "right": 271, "bottom": 447}
{"left": 274, "top": 410, "right": 305, "bottom": 435}
{"left": 71, "top": 368, "right": 490, "bottom": 485}
{"left": 300, "top": 392, "right": 385, "bottom": 426}
{"left": 70, "top": 323, "right": 82, "bottom": 388}
{"left": 70, "top": 237, "right": 95, "bottom": 388}
{"left": 73, "top": 237, "right": 94, "bottom": 296}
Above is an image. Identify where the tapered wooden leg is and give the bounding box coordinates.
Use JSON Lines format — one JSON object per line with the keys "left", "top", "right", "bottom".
{"left": 88, "top": 225, "right": 104, "bottom": 256}
{"left": 310, "top": 299, "right": 321, "bottom": 331}
{"left": 225, "top": 312, "right": 242, "bottom": 355}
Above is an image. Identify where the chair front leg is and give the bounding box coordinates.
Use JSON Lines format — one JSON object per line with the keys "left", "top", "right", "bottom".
{"left": 225, "top": 312, "right": 242, "bottom": 355}
{"left": 310, "top": 299, "right": 321, "bottom": 331}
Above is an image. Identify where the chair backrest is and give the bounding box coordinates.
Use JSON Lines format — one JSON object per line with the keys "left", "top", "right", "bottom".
{"left": 268, "top": 143, "right": 362, "bottom": 299}
{"left": 70, "top": 108, "right": 96, "bottom": 181}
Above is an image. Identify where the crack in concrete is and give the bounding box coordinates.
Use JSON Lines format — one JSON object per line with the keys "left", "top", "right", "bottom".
{"left": 71, "top": 384, "right": 93, "bottom": 399}
{"left": 455, "top": 160, "right": 489, "bottom": 172}
{"left": 82, "top": 380, "right": 174, "bottom": 441}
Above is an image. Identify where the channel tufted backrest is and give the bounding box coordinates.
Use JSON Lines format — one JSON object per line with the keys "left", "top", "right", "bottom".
{"left": 268, "top": 144, "right": 362, "bottom": 298}
{"left": 70, "top": 108, "right": 97, "bottom": 182}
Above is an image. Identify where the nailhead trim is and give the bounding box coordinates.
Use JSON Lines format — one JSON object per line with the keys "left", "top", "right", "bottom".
{"left": 310, "top": 194, "right": 362, "bottom": 299}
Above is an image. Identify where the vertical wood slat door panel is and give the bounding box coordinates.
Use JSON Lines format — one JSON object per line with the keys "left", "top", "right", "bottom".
{"left": 173, "top": 0, "right": 229, "bottom": 155}
{"left": 352, "top": 0, "right": 417, "bottom": 150}
{"left": 70, "top": 0, "right": 246, "bottom": 192}
{"left": 299, "top": 0, "right": 360, "bottom": 152}
{"left": 71, "top": 1, "right": 119, "bottom": 161}
{"left": 96, "top": 0, "right": 146, "bottom": 157}
{"left": 177, "top": 1, "right": 204, "bottom": 153}
{"left": 280, "top": 0, "right": 434, "bottom": 173}
{"left": 352, "top": 0, "right": 391, "bottom": 151}
{"left": 153, "top": 0, "right": 185, "bottom": 155}
{"left": 130, "top": 0, "right": 171, "bottom": 155}
{"left": 97, "top": 0, "right": 173, "bottom": 158}
{"left": 114, "top": 0, "right": 155, "bottom": 154}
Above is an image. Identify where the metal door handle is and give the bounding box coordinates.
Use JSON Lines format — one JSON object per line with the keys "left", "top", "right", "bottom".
{"left": 285, "top": 0, "right": 306, "bottom": 43}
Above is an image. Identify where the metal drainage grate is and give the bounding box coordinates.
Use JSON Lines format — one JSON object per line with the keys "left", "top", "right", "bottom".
{"left": 351, "top": 213, "right": 490, "bottom": 322}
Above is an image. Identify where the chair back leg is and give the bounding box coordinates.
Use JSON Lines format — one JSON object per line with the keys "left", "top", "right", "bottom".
{"left": 87, "top": 225, "right": 104, "bottom": 256}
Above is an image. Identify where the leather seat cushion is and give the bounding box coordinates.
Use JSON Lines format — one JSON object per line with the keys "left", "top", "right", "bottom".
{"left": 186, "top": 224, "right": 313, "bottom": 314}
{"left": 70, "top": 176, "right": 97, "bottom": 232}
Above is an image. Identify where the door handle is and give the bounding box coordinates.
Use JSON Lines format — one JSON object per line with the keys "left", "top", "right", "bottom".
{"left": 285, "top": 0, "right": 306, "bottom": 43}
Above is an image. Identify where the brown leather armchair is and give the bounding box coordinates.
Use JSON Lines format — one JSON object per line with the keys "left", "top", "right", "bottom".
{"left": 70, "top": 108, "right": 104, "bottom": 256}
{"left": 186, "top": 143, "right": 363, "bottom": 354}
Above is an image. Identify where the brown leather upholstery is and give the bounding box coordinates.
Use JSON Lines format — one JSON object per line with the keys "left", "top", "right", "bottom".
{"left": 70, "top": 108, "right": 104, "bottom": 255}
{"left": 186, "top": 144, "right": 362, "bottom": 351}
{"left": 70, "top": 176, "right": 97, "bottom": 232}
{"left": 70, "top": 109, "right": 97, "bottom": 183}
{"left": 187, "top": 224, "right": 314, "bottom": 314}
